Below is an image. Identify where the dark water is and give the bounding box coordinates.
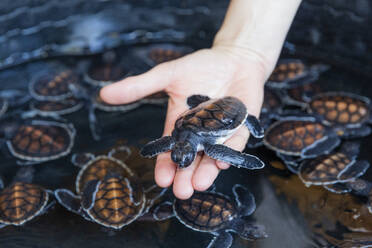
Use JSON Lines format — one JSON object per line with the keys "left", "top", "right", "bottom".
{"left": 0, "top": 45, "right": 372, "bottom": 248}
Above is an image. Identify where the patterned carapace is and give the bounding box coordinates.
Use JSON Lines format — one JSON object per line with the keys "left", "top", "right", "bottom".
{"left": 0, "top": 182, "right": 48, "bottom": 225}
{"left": 10, "top": 124, "right": 71, "bottom": 158}
{"left": 175, "top": 192, "right": 237, "bottom": 232}
{"left": 288, "top": 83, "right": 322, "bottom": 103}
{"left": 175, "top": 97, "right": 246, "bottom": 134}
{"left": 269, "top": 60, "right": 305, "bottom": 83}
{"left": 76, "top": 156, "right": 133, "bottom": 194}
{"left": 309, "top": 93, "right": 370, "bottom": 126}
{"left": 31, "top": 98, "right": 81, "bottom": 113}
{"left": 32, "top": 70, "right": 77, "bottom": 98}
{"left": 86, "top": 177, "right": 144, "bottom": 229}
{"left": 264, "top": 120, "right": 326, "bottom": 155}
{"left": 299, "top": 153, "right": 351, "bottom": 184}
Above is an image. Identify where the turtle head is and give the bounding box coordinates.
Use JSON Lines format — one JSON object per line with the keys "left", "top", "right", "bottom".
{"left": 171, "top": 141, "right": 196, "bottom": 168}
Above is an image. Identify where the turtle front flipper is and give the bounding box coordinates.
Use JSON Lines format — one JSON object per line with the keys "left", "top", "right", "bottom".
{"left": 301, "top": 135, "right": 341, "bottom": 158}
{"left": 232, "top": 185, "right": 256, "bottom": 216}
{"left": 340, "top": 126, "right": 372, "bottom": 139}
{"left": 323, "top": 183, "right": 351, "bottom": 194}
{"left": 186, "top": 95, "right": 210, "bottom": 109}
{"left": 229, "top": 219, "right": 267, "bottom": 241}
{"left": 245, "top": 115, "right": 264, "bottom": 138}
{"left": 338, "top": 160, "right": 370, "bottom": 182}
{"left": 81, "top": 180, "right": 101, "bottom": 211}
{"left": 204, "top": 144, "right": 265, "bottom": 170}
{"left": 140, "top": 136, "right": 175, "bottom": 158}
{"left": 71, "top": 153, "right": 95, "bottom": 168}
{"left": 54, "top": 189, "right": 82, "bottom": 214}
{"left": 207, "top": 231, "right": 233, "bottom": 248}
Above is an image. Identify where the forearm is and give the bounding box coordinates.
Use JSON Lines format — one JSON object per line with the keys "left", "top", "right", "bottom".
{"left": 213, "top": 0, "right": 302, "bottom": 77}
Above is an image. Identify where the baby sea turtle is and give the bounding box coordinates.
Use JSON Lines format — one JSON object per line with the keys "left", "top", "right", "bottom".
{"left": 266, "top": 59, "right": 329, "bottom": 89}
{"left": 152, "top": 185, "right": 267, "bottom": 248}
{"left": 55, "top": 146, "right": 165, "bottom": 229}
{"left": 1, "top": 119, "right": 76, "bottom": 164}
{"left": 84, "top": 51, "right": 129, "bottom": 88}
{"left": 284, "top": 81, "right": 323, "bottom": 107}
{"left": 299, "top": 142, "right": 370, "bottom": 187}
{"left": 0, "top": 167, "right": 54, "bottom": 228}
{"left": 29, "top": 70, "right": 79, "bottom": 101}
{"left": 133, "top": 43, "right": 193, "bottom": 67}
{"left": 307, "top": 92, "right": 372, "bottom": 137}
{"left": 141, "top": 95, "right": 265, "bottom": 169}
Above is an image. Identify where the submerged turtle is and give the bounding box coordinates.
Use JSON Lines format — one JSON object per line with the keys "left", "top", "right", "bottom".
{"left": 133, "top": 43, "right": 193, "bottom": 67}
{"left": 266, "top": 59, "right": 329, "bottom": 89}
{"left": 299, "top": 142, "right": 369, "bottom": 188}
{"left": 151, "top": 185, "right": 267, "bottom": 248}
{"left": 0, "top": 119, "right": 76, "bottom": 164}
{"left": 29, "top": 69, "right": 79, "bottom": 101}
{"left": 0, "top": 167, "right": 54, "bottom": 228}
{"left": 141, "top": 95, "right": 265, "bottom": 169}
{"left": 55, "top": 146, "right": 165, "bottom": 229}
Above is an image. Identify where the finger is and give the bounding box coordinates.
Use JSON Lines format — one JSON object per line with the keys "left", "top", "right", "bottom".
{"left": 100, "top": 62, "right": 175, "bottom": 104}
{"left": 154, "top": 152, "right": 176, "bottom": 188}
{"left": 192, "top": 155, "right": 220, "bottom": 191}
{"left": 216, "top": 126, "right": 250, "bottom": 169}
{"left": 172, "top": 155, "right": 202, "bottom": 199}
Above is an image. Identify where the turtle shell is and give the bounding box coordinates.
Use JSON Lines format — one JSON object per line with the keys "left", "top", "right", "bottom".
{"left": 29, "top": 70, "right": 78, "bottom": 101}
{"left": 85, "top": 177, "right": 145, "bottom": 229}
{"left": 308, "top": 92, "right": 371, "bottom": 127}
{"left": 299, "top": 153, "right": 353, "bottom": 185}
{"left": 75, "top": 155, "right": 135, "bottom": 194}
{"left": 93, "top": 93, "right": 141, "bottom": 112}
{"left": 30, "top": 98, "right": 83, "bottom": 116}
{"left": 268, "top": 59, "right": 306, "bottom": 85}
{"left": 263, "top": 119, "right": 327, "bottom": 156}
{"left": 0, "top": 182, "right": 48, "bottom": 226}
{"left": 174, "top": 192, "right": 237, "bottom": 232}
{"left": 84, "top": 62, "right": 127, "bottom": 87}
{"left": 175, "top": 96, "right": 247, "bottom": 135}
{"left": 7, "top": 120, "right": 75, "bottom": 162}
{"left": 287, "top": 83, "right": 322, "bottom": 104}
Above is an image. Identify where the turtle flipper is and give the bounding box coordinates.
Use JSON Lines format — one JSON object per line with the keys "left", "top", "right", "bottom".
{"left": 230, "top": 219, "right": 267, "bottom": 240}
{"left": 88, "top": 105, "right": 101, "bottom": 141}
{"left": 140, "top": 136, "right": 175, "bottom": 158}
{"left": 81, "top": 180, "right": 101, "bottom": 211}
{"left": 338, "top": 160, "right": 370, "bottom": 181}
{"left": 323, "top": 183, "right": 351, "bottom": 194}
{"left": 245, "top": 115, "right": 264, "bottom": 138}
{"left": 301, "top": 135, "right": 341, "bottom": 158}
{"left": 204, "top": 144, "right": 265, "bottom": 170}
{"left": 232, "top": 184, "right": 256, "bottom": 216}
{"left": 186, "top": 95, "right": 210, "bottom": 109}
{"left": 150, "top": 201, "right": 174, "bottom": 221}
{"left": 71, "top": 153, "right": 95, "bottom": 167}
{"left": 55, "top": 189, "right": 82, "bottom": 214}
{"left": 207, "top": 231, "right": 233, "bottom": 248}
{"left": 341, "top": 126, "right": 371, "bottom": 139}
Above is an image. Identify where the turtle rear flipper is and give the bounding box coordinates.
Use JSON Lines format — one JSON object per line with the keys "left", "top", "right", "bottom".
{"left": 232, "top": 184, "right": 256, "bottom": 216}
{"left": 338, "top": 160, "right": 370, "bottom": 181}
{"left": 323, "top": 183, "right": 351, "bottom": 194}
{"left": 140, "top": 136, "right": 175, "bottom": 158}
{"left": 186, "top": 95, "right": 210, "bottom": 109}
{"left": 245, "top": 115, "right": 264, "bottom": 138}
{"left": 340, "top": 126, "right": 372, "bottom": 139}
{"left": 301, "top": 135, "right": 341, "bottom": 158}
{"left": 230, "top": 219, "right": 267, "bottom": 240}
{"left": 147, "top": 201, "right": 174, "bottom": 221}
{"left": 55, "top": 189, "right": 82, "bottom": 214}
{"left": 204, "top": 144, "right": 265, "bottom": 170}
{"left": 207, "top": 232, "right": 233, "bottom": 248}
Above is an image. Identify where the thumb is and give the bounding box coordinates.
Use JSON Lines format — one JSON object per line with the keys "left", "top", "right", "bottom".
{"left": 100, "top": 62, "right": 175, "bottom": 104}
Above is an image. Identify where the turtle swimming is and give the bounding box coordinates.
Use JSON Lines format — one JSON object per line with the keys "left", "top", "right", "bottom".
{"left": 151, "top": 184, "right": 267, "bottom": 248}
{"left": 0, "top": 119, "right": 76, "bottom": 165}
{"left": 0, "top": 167, "right": 54, "bottom": 228}
{"left": 141, "top": 95, "right": 265, "bottom": 169}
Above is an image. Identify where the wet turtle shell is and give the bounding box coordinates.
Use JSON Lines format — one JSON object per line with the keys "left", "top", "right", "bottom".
{"left": 308, "top": 92, "right": 371, "bottom": 127}
{"left": 175, "top": 96, "right": 247, "bottom": 134}
{"left": 0, "top": 182, "right": 49, "bottom": 226}
{"left": 29, "top": 70, "right": 78, "bottom": 101}
{"left": 174, "top": 192, "right": 237, "bottom": 232}
{"left": 29, "top": 98, "right": 83, "bottom": 116}
{"left": 75, "top": 155, "right": 134, "bottom": 195}
{"left": 7, "top": 120, "right": 76, "bottom": 162}
{"left": 84, "top": 177, "right": 145, "bottom": 229}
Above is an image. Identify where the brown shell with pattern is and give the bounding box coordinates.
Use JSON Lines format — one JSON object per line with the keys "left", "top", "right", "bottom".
{"left": 269, "top": 59, "right": 305, "bottom": 83}
{"left": 308, "top": 92, "right": 371, "bottom": 127}
{"left": 7, "top": 121, "right": 75, "bottom": 161}
{"left": 31, "top": 98, "right": 83, "bottom": 115}
{"left": 299, "top": 153, "right": 352, "bottom": 185}
{"left": 30, "top": 70, "right": 78, "bottom": 100}
{"left": 287, "top": 83, "right": 322, "bottom": 103}
{"left": 174, "top": 192, "right": 237, "bottom": 232}
{"left": 0, "top": 182, "right": 48, "bottom": 225}
{"left": 263, "top": 119, "right": 327, "bottom": 156}
{"left": 75, "top": 155, "right": 134, "bottom": 194}
{"left": 85, "top": 177, "right": 145, "bottom": 229}
{"left": 175, "top": 97, "right": 247, "bottom": 134}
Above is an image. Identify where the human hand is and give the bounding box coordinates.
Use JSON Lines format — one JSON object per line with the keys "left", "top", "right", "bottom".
{"left": 100, "top": 46, "right": 270, "bottom": 199}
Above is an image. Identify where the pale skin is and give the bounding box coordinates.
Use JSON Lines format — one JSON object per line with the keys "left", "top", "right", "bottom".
{"left": 101, "top": 0, "right": 302, "bottom": 199}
